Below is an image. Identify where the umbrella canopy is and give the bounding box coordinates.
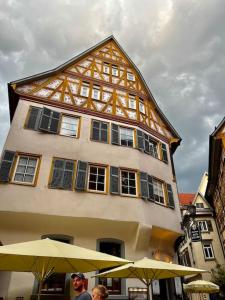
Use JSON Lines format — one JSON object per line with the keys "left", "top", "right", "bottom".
{"left": 95, "top": 257, "right": 207, "bottom": 300}
{"left": 0, "top": 238, "right": 130, "bottom": 275}
{"left": 0, "top": 238, "right": 131, "bottom": 300}
{"left": 183, "top": 280, "right": 220, "bottom": 294}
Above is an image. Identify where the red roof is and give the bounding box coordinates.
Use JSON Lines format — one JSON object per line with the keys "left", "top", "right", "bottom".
{"left": 179, "top": 193, "right": 195, "bottom": 206}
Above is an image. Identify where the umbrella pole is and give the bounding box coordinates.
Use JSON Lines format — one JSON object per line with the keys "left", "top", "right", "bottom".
{"left": 146, "top": 280, "right": 151, "bottom": 300}
{"left": 37, "top": 280, "right": 43, "bottom": 300}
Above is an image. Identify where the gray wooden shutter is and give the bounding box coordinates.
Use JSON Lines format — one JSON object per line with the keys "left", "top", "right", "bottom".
{"left": 110, "top": 166, "right": 120, "bottom": 194}
{"left": 39, "top": 107, "right": 60, "bottom": 133}
{"left": 0, "top": 150, "right": 16, "bottom": 182}
{"left": 140, "top": 172, "right": 148, "bottom": 199}
{"left": 111, "top": 124, "right": 119, "bottom": 145}
{"left": 101, "top": 122, "right": 108, "bottom": 143}
{"left": 207, "top": 220, "right": 213, "bottom": 232}
{"left": 144, "top": 133, "right": 150, "bottom": 154}
{"left": 75, "top": 161, "right": 88, "bottom": 191}
{"left": 26, "top": 107, "right": 42, "bottom": 130}
{"left": 161, "top": 143, "right": 168, "bottom": 163}
{"left": 91, "top": 120, "right": 100, "bottom": 141}
{"left": 50, "top": 159, "right": 65, "bottom": 189}
{"left": 62, "top": 160, "right": 75, "bottom": 190}
{"left": 147, "top": 175, "right": 154, "bottom": 202}
{"left": 136, "top": 130, "right": 144, "bottom": 151}
{"left": 167, "top": 183, "right": 175, "bottom": 208}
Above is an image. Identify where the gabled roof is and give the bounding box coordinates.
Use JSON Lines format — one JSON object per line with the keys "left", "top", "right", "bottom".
{"left": 8, "top": 36, "right": 181, "bottom": 150}
{"left": 179, "top": 193, "right": 195, "bottom": 206}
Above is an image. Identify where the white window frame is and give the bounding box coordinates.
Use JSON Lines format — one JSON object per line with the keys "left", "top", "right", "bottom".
{"left": 12, "top": 155, "right": 39, "bottom": 185}
{"left": 59, "top": 115, "right": 79, "bottom": 137}
{"left": 112, "top": 66, "right": 119, "bottom": 77}
{"left": 103, "top": 64, "right": 110, "bottom": 74}
{"left": 127, "top": 72, "right": 135, "bottom": 81}
{"left": 87, "top": 165, "right": 106, "bottom": 193}
{"left": 202, "top": 242, "right": 214, "bottom": 259}
{"left": 139, "top": 101, "right": 145, "bottom": 114}
{"left": 120, "top": 170, "right": 137, "bottom": 196}
{"left": 198, "top": 220, "right": 208, "bottom": 232}
{"left": 92, "top": 86, "right": 100, "bottom": 100}
{"left": 80, "top": 83, "right": 89, "bottom": 97}
{"left": 119, "top": 127, "right": 134, "bottom": 148}
{"left": 128, "top": 95, "right": 136, "bottom": 109}
{"left": 153, "top": 179, "right": 165, "bottom": 205}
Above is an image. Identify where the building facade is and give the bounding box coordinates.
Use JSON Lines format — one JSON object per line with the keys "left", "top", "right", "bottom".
{"left": 178, "top": 173, "right": 224, "bottom": 300}
{"left": 206, "top": 117, "right": 225, "bottom": 257}
{"left": 0, "top": 36, "right": 182, "bottom": 300}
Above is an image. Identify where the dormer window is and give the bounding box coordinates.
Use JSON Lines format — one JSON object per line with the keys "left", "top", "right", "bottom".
{"left": 139, "top": 99, "right": 145, "bottom": 114}
{"left": 128, "top": 95, "right": 136, "bottom": 109}
{"left": 103, "top": 63, "right": 110, "bottom": 74}
{"left": 80, "top": 82, "right": 89, "bottom": 97}
{"left": 127, "top": 72, "right": 135, "bottom": 81}
{"left": 112, "top": 66, "right": 119, "bottom": 76}
{"left": 92, "top": 85, "right": 100, "bottom": 100}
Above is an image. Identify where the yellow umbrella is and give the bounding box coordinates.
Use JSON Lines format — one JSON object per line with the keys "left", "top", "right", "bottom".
{"left": 0, "top": 238, "right": 130, "bottom": 300}
{"left": 183, "top": 280, "right": 220, "bottom": 293}
{"left": 95, "top": 257, "right": 207, "bottom": 300}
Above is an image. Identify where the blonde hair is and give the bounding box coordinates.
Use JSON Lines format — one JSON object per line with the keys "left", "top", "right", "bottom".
{"left": 93, "top": 285, "right": 109, "bottom": 299}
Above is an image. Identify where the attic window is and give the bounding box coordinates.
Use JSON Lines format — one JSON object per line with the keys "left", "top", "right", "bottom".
{"left": 139, "top": 99, "right": 145, "bottom": 114}
{"left": 103, "top": 63, "right": 110, "bottom": 74}
{"left": 80, "top": 82, "right": 89, "bottom": 97}
{"left": 127, "top": 72, "right": 135, "bottom": 81}
{"left": 112, "top": 66, "right": 119, "bottom": 77}
{"left": 92, "top": 85, "right": 100, "bottom": 100}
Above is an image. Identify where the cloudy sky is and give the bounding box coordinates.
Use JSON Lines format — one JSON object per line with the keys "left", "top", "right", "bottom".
{"left": 0, "top": 0, "right": 224, "bottom": 193}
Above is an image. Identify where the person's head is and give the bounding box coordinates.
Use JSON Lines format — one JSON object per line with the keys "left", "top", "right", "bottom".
{"left": 71, "top": 273, "right": 86, "bottom": 293}
{"left": 92, "top": 285, "right": 108, "bottom": 300}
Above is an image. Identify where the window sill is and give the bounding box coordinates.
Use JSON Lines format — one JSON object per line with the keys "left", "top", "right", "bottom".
{"left": 11, "top": 181, "right": 36, "bottom": 187}
{"left": 87, "top": 190, "right": 108, "bottom": 195}
{"left": 90, "top": 138, "right": 109, "bottom": 144}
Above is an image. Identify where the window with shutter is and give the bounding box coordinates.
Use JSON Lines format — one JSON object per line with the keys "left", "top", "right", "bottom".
{"left": 59, "top": 115, "right": 79, "bottom": 137}
{"left": 0, "top": 150, "right": 16, "bottom": 182}
{"left": 166, "top": 183, "right": 175, "bottom": 208}
{"left": 119, "top": 127, "right": 134, "bottom": 147}
{"left": 91, "top": 120, "right": 108, "bottom": 143}
{"left": 39, "top": 107, "right": 60, "bottom": 133}
{"left": 144, "top": 134, "right": 158, "bottom": 158}
{"left": 153, "top": 179, "right": 165, "bottom": 204}
{"left": 121, "top": 170, "right": 137, "bottom": 196}
{"left": 50, "top": 159, "right": 75, "bottom": 190}
{"left": 88, "top": 165, "right": 106, "bottom": 192}
{"left": 161, "top": 143, "right": 168, "bottom": 163}
{"left": 75, "top": 161, "right": 88, "bottom": 191}
{"left": 110, "top": 166, "right": 120, "bottom": 194}
{"left": 25, "top": 107, "right": 42, "bottom": 130}
{"left": 140, "top": 172, "right": 148, "bottom": 199}
{"left": 12, "top": 155, "right": 40, "bottom": 185}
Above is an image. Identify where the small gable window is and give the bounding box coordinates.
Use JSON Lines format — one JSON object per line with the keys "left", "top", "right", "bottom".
{"left": 103, "top": 63, "right": 110, "bottom": 74}
{"left": 139, "top": 100, "right": 145, "bottom": 114}
{"left": 80, "top": 82, "right": 89, "bottom": 97}
{"left": 92, "top": 85, "right": 100, "bottom": 100}
{"left": 128, "top": 95, "right": 136, "bottom": 109}
{"left": 196, "top": 203, "right": 204, "bottom": 208}
{"left": 127, "top": 72, "right": 135, "bottom": 81}
{"left": 112, "top": 66, "right": 119, "bottom": 77}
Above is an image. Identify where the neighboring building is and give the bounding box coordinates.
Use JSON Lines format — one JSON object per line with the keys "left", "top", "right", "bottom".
{"left": 0, "top": 36, "right": 182, "bottom": 300}
{"left": 178, "top": 173, "right": 224, "bottom": 298}
{"left": 206, "top": 117, "right": 225, "bottom": 257}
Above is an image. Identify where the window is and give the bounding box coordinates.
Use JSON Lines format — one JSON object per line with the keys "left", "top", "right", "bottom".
{"left": 80, "top": 83, "right": 89, "bottom": 97}
{"left": 120, "top": 127, "right": 134, "bottom": 147}
{"left": 128, "top": 95, "right": 136, "bottom": 109}
{"left": 88, "top": 165, "right": 106, "bottom": 192}
{"left": 59, "top": 115, "right": 79, "bottom": 137}
{"left": 112, "top": 66, "right": 118, "bottom": 76}
{"left": 91, "top": 120, "right": 108, "bottom": 143}
{"left": 202, "top": 242, "right": 214, "bottom": 259}
{"left": 103, "top": 63, "right": 110, "bottom": 74}
{"left": 50, "top": 158, "right": 75, "bottom": 190}
{"left": 92, "top": 85, "right": 100, "bottom": 100}
{"left": 153, "top": 179, "right": 165, "bottom": 204}
{"left": 121, "top": 170, "right": 136, "bottom": 196}
{"left": 127, "top": 72, "right": 135, "bottom": 81}
{"left": 12, "top": 155, "right": 39, "bottom": 185}
{"left": 144, "top": 135, "right": 158, "bottom": 158}
{"left": 139, "top": 100, "right": 145, "bottom": 114}
{"left": 98, "top": 240, "right": 123, "bottom": 295}
{"left": 196, "top": 203, "right": 204, "bottom": 208}
{"left": 198, "top": 221, "right": 208, "bottom": 232}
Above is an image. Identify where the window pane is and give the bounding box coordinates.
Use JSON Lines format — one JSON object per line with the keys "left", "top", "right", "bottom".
{"left": 14, "top": 174, "right": 24, "bottom": 182}
{"left": 14, "top": 156, "right": 38, "bottom": 184}
{"left": 88, "top": 166, "right": 105, "bottom": 192}
{"left": 24, "top": 175, "right": 34, "bottom": 183}
{"left": 60, "top": 116, "right": 78, "bottom": 137}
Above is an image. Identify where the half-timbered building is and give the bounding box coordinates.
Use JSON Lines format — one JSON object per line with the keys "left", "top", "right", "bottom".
{"left": 0, "top": 36, "right": 182, "bottom": 300}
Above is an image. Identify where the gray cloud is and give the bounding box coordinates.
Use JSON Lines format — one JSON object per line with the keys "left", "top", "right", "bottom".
{"left": 0, "top": 0, "right": 224, "bottom": 192}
